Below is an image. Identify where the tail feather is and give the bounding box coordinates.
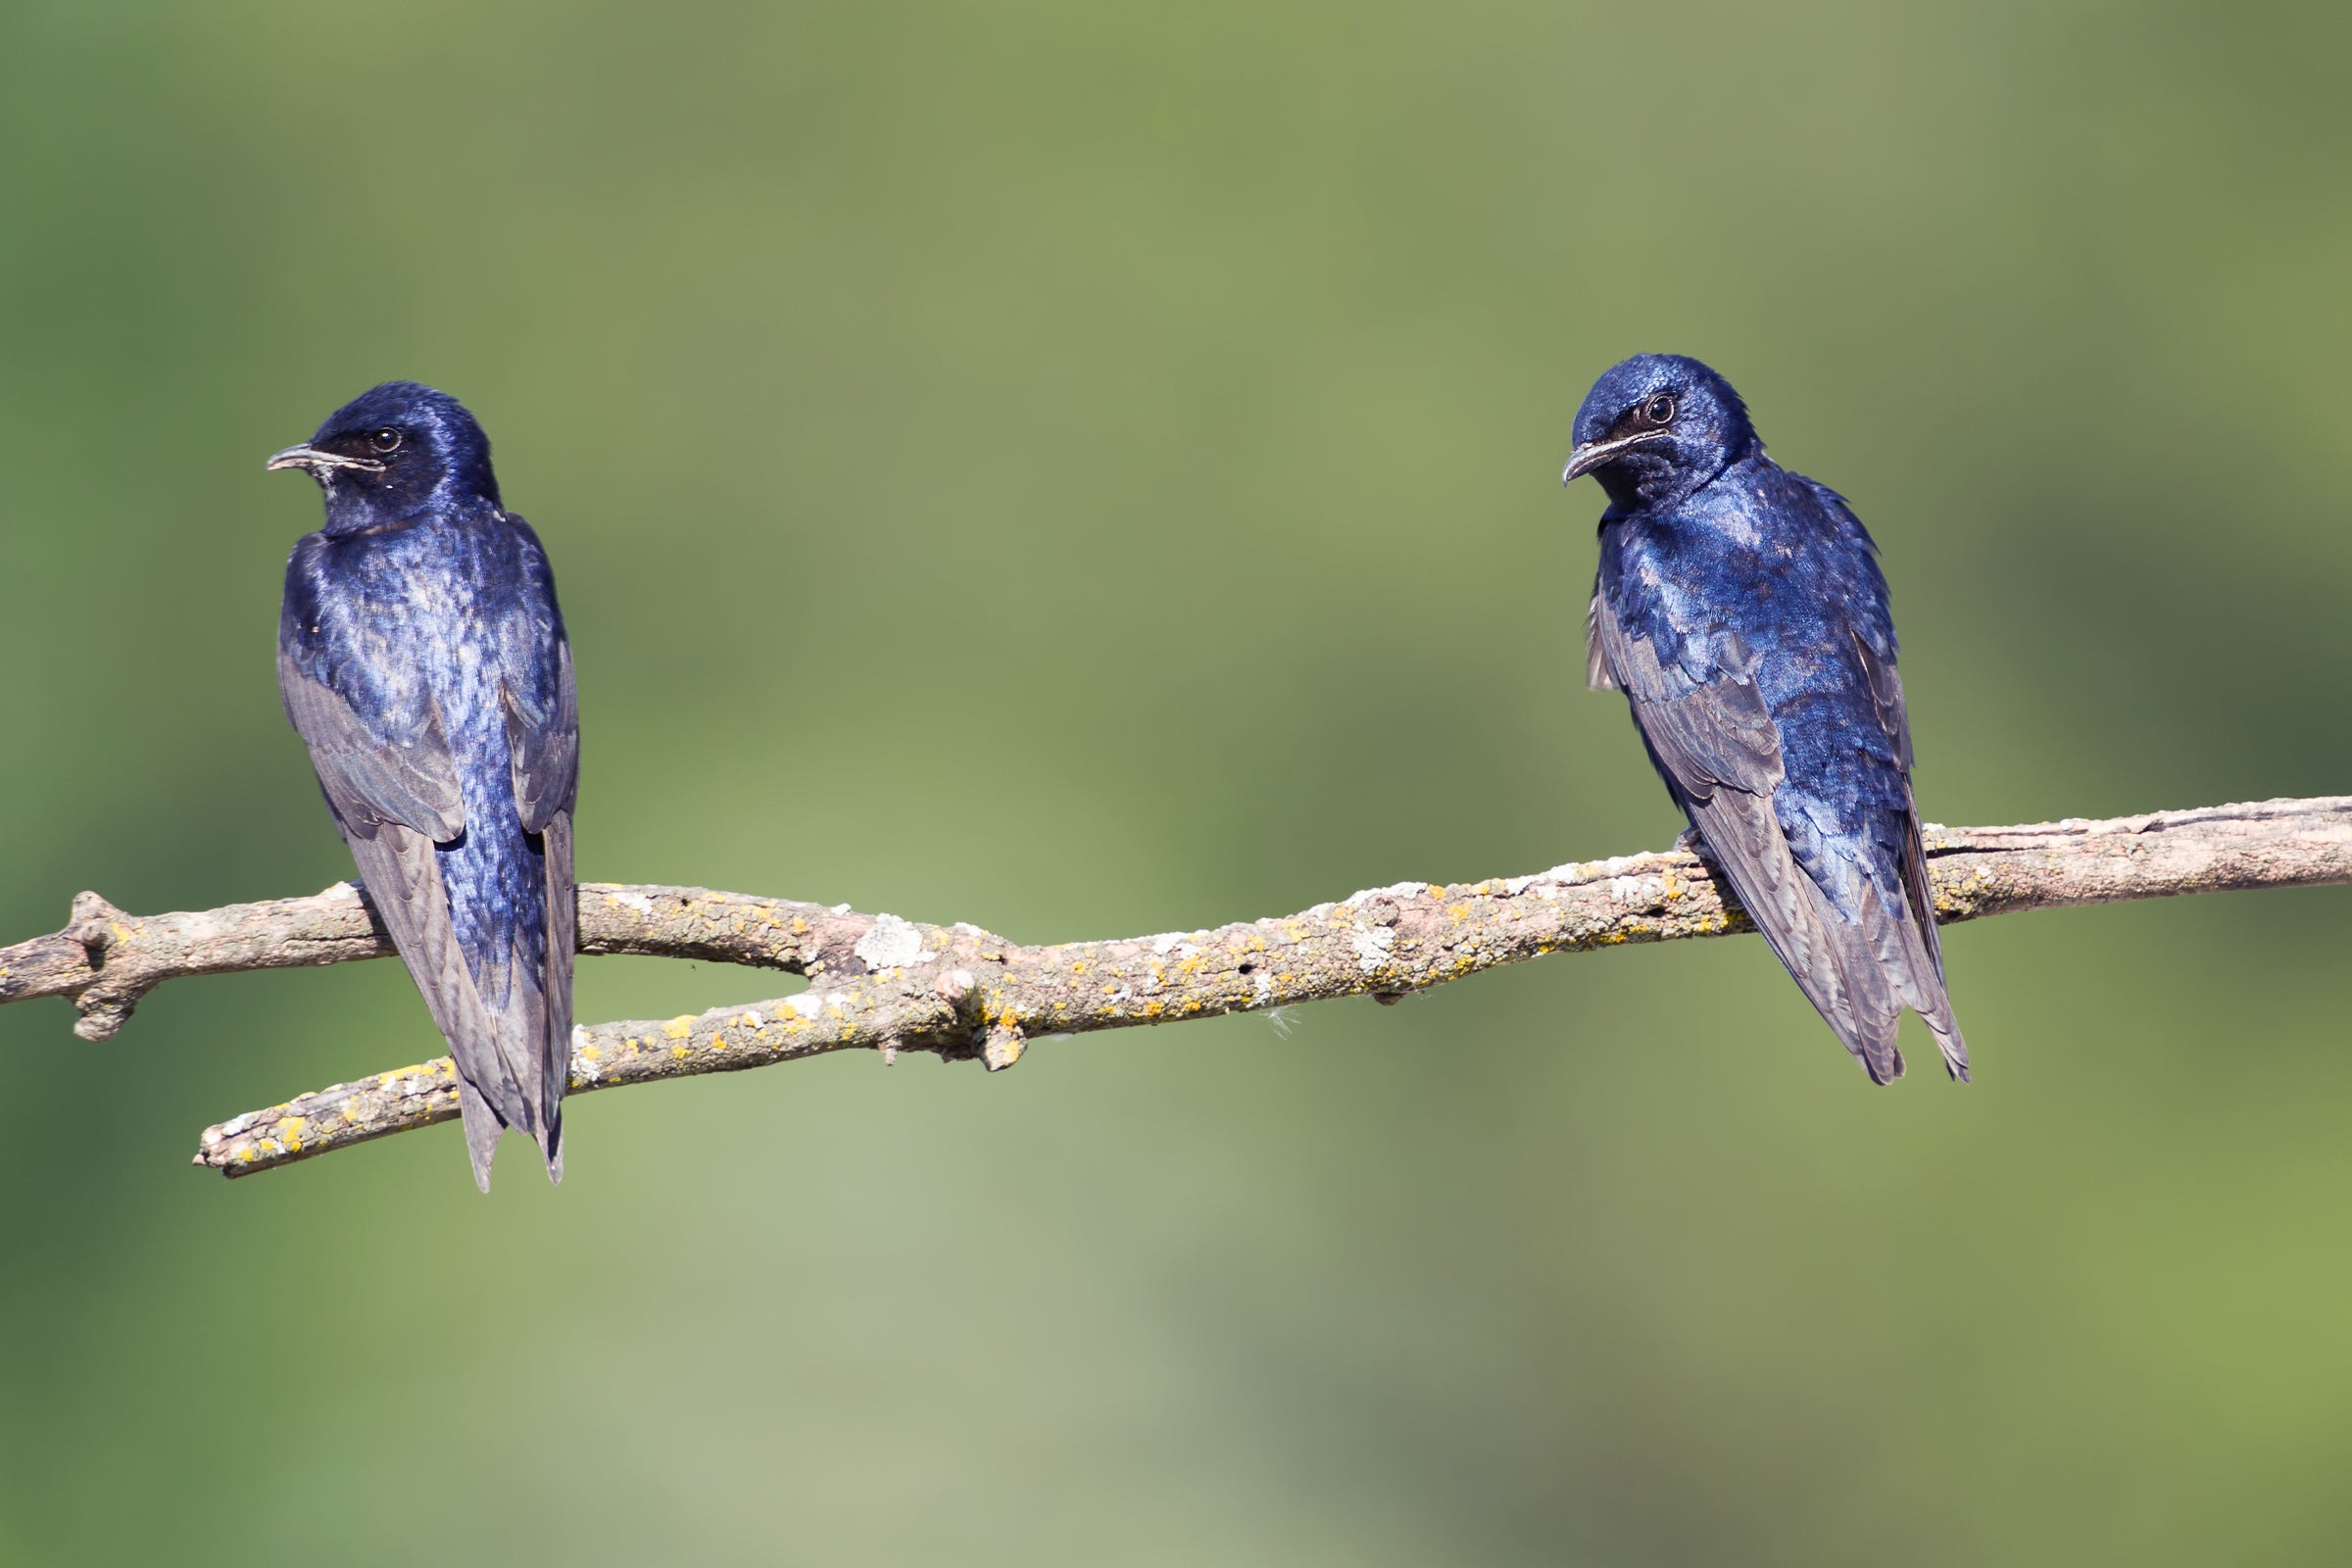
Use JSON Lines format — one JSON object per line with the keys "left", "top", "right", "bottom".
{"left": 457, "top": 1075, "right": 503, "bottom": 1195}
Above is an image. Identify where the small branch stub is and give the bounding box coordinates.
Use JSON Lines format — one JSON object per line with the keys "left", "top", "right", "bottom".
{"left": 982, "top": 1021, "right": 1026, "bottom": 1072}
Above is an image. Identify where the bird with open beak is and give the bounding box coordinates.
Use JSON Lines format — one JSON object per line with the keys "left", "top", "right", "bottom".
{"left": 270, "top": 381, "right": 579, "bottom": 1188}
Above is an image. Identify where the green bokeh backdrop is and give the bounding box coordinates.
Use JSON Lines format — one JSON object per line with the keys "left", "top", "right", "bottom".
{"left": 3, "top": 3, "right": 2349, "bottom": 1562}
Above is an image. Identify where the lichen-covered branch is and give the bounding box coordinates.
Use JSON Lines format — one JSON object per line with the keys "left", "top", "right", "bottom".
{"left": 2, "top": 797, "right": 2344, "bottom": 1178}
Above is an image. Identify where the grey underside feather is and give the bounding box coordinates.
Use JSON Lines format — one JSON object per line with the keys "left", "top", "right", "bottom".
{"left": 1588, "top": 594, "right": 1968, "bottom": 1083}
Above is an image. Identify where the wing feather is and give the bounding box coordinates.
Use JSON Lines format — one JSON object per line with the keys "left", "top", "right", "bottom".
{"left": 278, "top": 658, "right": 465, "bottom": 842}
{"left": 505, "top": 635, "right": 579, "bottom": 834}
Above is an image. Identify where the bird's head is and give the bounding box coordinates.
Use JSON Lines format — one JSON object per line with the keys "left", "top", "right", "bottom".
{"left": 1562, "top": 354, "right": 1757, "bottom": 510}
{"left": 267, "top": 381, "right": 500, "bottom": 530}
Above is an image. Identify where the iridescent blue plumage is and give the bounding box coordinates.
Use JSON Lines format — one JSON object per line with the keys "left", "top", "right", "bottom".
{"left": 272, "top": 383, "right": 579, "bottom": 1187}
{"left": 1566, "top": 355, "right": 1965, "bottom": 1082}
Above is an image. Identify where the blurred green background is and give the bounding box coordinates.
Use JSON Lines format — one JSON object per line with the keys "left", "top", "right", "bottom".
{"left": 2, "top": 1, "right": 2348, "bottom": 1562}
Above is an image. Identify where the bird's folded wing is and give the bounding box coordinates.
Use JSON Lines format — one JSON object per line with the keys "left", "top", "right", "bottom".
{"left": 1592, "top": 594, "right": 1913, "bottom": 1081}
{"left": 1849, "top": 630, "right": 1968, "bottom": 1079}
{"left": 495, "top": 527, "right": 580, "bottom": 1165}
{"left": 497, "top": 604, "right": 579, "bottom": 1162}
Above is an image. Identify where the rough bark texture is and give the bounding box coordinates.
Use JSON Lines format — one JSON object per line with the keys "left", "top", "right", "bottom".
{"left": 0, "top": 797, "right": 2342, "bottom": 1178}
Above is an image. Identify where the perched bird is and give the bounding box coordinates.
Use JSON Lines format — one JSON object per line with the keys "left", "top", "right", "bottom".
{"left": 1564, "top": 355, "right": 1966, "bottom": 1083}
{"left": 270, "top": 383, "right": 580, "bottom": 1187}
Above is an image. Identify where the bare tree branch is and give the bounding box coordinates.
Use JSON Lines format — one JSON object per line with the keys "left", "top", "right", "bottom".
{"left": 3, "top": 797, "right": 2344, "bottom": 1178}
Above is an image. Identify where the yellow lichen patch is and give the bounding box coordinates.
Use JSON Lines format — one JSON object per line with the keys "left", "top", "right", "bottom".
{"left": 1144, "top": 1000, "right": 1164, "bottom": 1018}
{"left": 663, "top": 1015, "right": 693, "bottom": 1040}
{"left": 581, "top": 1044, "right": 602, "bottom": 1060}
{"left": 671, "top": 1045, "right": 690, "bottom": 1059}
{"left": 1448, "top": 904, "right": 1472, "bottom": 921}
{"left": 711, "top": 1034, "right": 730, "bottom": 1051}
{"left": 1071, "top": 959, "right": 1088, "bottom": 975}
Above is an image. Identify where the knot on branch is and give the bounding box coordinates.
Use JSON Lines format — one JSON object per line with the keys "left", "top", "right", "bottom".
{"left": 68, "top": 891, "right": 124, "bottom": 959}
{"left": 66, "top": 892, "right": 146, "bottom": 1042}
{"left": 918, "top": 960, "right": 1027, "bottom": 1068}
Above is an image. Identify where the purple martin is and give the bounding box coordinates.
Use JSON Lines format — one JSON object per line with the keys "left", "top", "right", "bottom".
{"left": 270, "top": 383, "right": 580, "bottom": 1187}
{"left": 1564, "top": 355, "right": 1966, "bottom": 1083}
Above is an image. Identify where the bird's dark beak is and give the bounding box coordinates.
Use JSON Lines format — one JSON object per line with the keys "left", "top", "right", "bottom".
{"left": 266, "top": 445, "right": 383, "bottom": 476}
{"left": 1561, "top": 430, "right": 1667, "bottom": 485}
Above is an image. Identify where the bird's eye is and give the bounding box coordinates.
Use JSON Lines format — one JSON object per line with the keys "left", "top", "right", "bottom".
{"left": 1642, "top": 394, "right": 1677, "bottom": 425}
{"left": 370, "top": 428, "right": 403, "bottom": 454}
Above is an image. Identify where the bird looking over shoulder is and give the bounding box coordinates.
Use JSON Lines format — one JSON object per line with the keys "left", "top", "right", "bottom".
{"left": 1564, "top": 354, "right": 1966, "bottom": 1084}
{"left": 270, "top": 382, "right": 580, "bottom": 1188}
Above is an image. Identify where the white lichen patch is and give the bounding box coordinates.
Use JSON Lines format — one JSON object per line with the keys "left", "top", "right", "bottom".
{"left": 1343, "top": 879, "right": 1428, "bottom": 907}
{"left": 604, "top": 890, "right": 656, "bottom": 914}
{"left": 855, "top": 912, "right": 930, "bottom": 972}
{"left": 785, "top": 993, "right": 826, "bottom": 1019}
{"left": 1349, "top": 924, "right": 1396, "bottom": 971}
{"left": 571, "top": 1026, "right": 602, "bottom": 1081}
